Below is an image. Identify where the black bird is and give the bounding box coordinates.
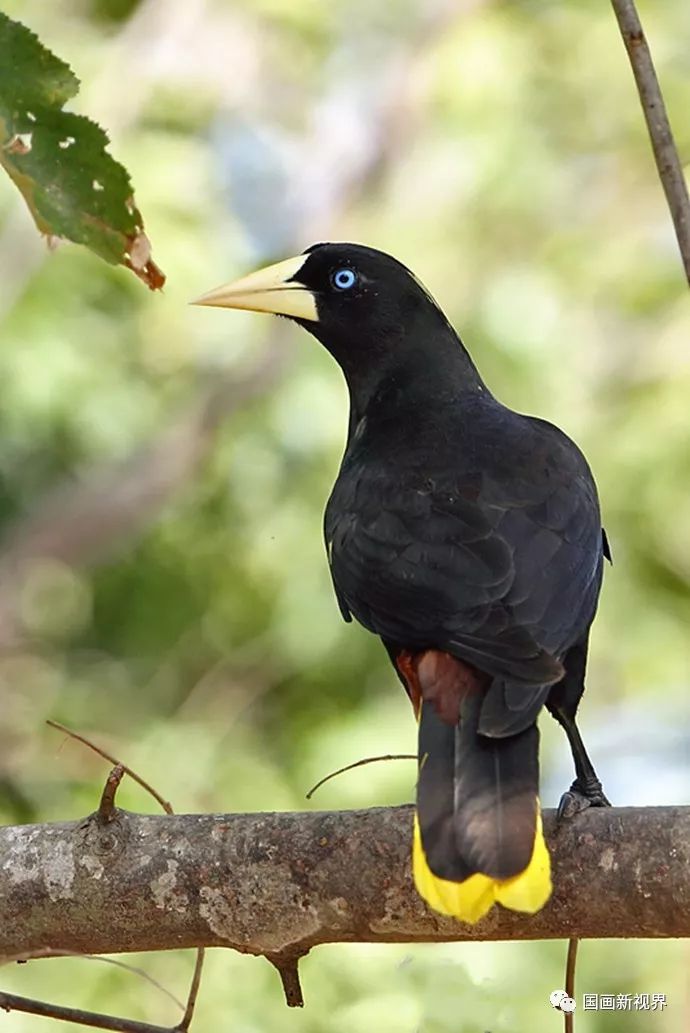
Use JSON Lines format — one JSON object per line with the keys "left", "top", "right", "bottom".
{"left": 193, "top": 243, "right": 610, "bottom": 922}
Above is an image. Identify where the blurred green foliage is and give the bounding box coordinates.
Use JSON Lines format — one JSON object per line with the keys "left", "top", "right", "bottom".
{"left": 0, "top": 1, "right": 688, "bottom": 1031}
{"left": 0, "top": 12, "right": 162, "bottom": 287}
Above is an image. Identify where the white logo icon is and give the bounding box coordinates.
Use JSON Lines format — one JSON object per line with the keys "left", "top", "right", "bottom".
{"left": 550, "top": 990, "right": 577, "bottom": 1013}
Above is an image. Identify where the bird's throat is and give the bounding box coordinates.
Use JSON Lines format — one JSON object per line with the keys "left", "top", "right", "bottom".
{"left": 343, "top": 333, "right": 488, "bottom": 433}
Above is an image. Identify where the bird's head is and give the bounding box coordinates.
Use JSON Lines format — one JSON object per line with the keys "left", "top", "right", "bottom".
{"left": 192, "top": 242, "right": 486, "bottom": 412}
{"left": 192, "top": 242, "right": 460, "bottom": 379}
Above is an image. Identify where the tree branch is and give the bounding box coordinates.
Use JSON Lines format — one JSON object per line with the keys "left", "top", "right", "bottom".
{"left": 0, "top": 992, "right": 172, "bottom": 1033}
{"left": 611, "top": 0, "right": 690, "bottom": 285}
{"left": 1, "top": 806, "right": 688, "bottom": 967}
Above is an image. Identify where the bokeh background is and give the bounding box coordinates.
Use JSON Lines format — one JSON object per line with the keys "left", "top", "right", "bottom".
{"left": 1, "top": 0, "right": 689, "bottom": 1030}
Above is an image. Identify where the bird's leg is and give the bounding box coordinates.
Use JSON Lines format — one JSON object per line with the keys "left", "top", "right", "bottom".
{"left": 550, "top": 706, "right": 611, "bottom": 819}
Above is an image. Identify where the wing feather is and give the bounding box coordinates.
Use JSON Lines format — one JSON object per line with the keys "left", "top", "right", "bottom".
{"left": 325, "top": 407, "right": 603, "bottom": 689}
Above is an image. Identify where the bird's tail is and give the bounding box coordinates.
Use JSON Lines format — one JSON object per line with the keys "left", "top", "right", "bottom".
{"left": 413, "top": 694, "right": 551, "bottom": 924}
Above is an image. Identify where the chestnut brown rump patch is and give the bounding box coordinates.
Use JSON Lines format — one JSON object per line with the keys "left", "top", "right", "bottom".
{"left": 396, "top": 649, "right": 489, "bottom": 724}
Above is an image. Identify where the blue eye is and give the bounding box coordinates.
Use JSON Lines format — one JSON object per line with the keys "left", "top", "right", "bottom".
{"left": 331, "top": 267, "right": 357, "bottom": 291}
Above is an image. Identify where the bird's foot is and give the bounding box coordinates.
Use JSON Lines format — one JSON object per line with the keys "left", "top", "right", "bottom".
{"left": 557, "top": 777, "right": 611, "bottom": 821}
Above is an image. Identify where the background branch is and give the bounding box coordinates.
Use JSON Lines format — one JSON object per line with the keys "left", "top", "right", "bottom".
{"left": 1, "top": 806, "right": 688, "bottom": 969}
{"left": 0, "top": 993, "right": 172, "bottom": 1033}
{"left": 611, "top": 0, "right": 690, "bottom": 284}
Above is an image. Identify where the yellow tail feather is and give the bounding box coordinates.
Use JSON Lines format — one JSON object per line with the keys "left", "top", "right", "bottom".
{"left": 412, "top": 809, "right": 552, "bottom": 924}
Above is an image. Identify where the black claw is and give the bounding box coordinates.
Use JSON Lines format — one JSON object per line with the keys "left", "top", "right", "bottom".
{"left": 557, "top": 790, "right": 583, "bottom": 821}
{"left": 556, "top": 779, "right": 611, "bottom": 821}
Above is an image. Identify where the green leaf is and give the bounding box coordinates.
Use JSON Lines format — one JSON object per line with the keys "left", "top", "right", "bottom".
{"left": 0, "top": 12, "right": 164, "bottom": 289}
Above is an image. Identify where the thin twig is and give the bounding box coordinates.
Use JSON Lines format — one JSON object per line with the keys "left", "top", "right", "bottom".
{"left": 46, "top": 720, "right": 173, "bottom": 814}
{"left": 174, "top": 949, "right": 205, "bottom": 1033}
{"left": 2, "top": 952, "right": 184, "bottom": 1011}
{"left": 83, "top": 957, "right": 185, "bottom": 1012}
{"left": 305, "top": 754, "right": 416, "bottom": 799}
{"left": 99, "top": 765, "right": 125, "bottom": 822}
{"left": 564, "top": 937, "right": 579, "bottom": 1033}
{"left": 0, "top": 992, "right": 172, "bottom": 1033}
{"left": 610, "top": 0, "right": 690, "bottom": 285}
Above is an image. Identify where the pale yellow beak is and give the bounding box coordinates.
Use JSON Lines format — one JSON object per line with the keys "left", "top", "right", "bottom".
{"left": 191, "top": 254, "right": 318, "bottom": 322}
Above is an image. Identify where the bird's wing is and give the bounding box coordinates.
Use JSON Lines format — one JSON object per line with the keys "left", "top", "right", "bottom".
{"left": 325, "top": 419, "right": 603, "bottom": 689}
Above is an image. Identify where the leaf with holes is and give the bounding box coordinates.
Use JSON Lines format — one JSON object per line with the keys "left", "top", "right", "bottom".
{"left": 0, "top": 12, "right": 164, "bottom": 289}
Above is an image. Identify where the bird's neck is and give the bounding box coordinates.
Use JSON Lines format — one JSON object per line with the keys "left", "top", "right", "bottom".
{"left": 344, "top": 329, "right": 488, "bottom": 430}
